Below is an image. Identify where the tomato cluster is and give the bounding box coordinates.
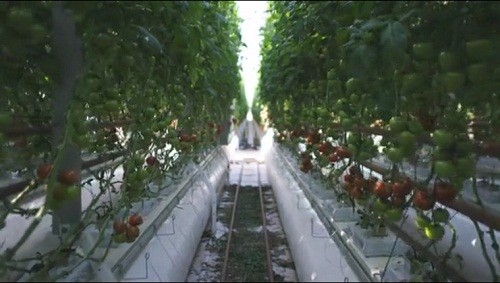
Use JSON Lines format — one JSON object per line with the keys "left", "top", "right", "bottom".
{"left": 113, "top": 214, "right": 143, "bottom": 244}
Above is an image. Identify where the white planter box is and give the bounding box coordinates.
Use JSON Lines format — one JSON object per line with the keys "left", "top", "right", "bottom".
{"left": 331, "top": 205, "right": 361, "bottom": 222}
{"left": 345, "top": 225, "right": 410, "bottom": 258}
{"left": 382, "top": 256, "right": 412, "bottom": 282}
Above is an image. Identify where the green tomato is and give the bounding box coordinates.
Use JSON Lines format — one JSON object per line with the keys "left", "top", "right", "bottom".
{"left": 346, "top": 78, "right": 362, "bottom": 94}
{"left": 105, "top": 100, "right": 120, "bottom": 112}
{"left": 415, "top": 214, "right": 431, "bottom": 230}
{"left": 397, "top": 131, "right": 416, "bottom": 148}
{"left": 350, "top": 93, "right": 360, "bottom": 104}
{"left": 401, "top": 73, "right": 425, "bottom": 94}
{"left": 432, "top": 208, "right": 450, "bottom": 223}
{"left": 424, "top": 223, "right": 445, "bottom": 241}
{"left": 386, "top": 147, "right": 404, "bottom": 163}
{"left": 66, "top": 185, "right": 80, "bottom": 200}
{"left": 372, "top": 198, "right": 389, "bottom": 213}
{"left": 113, "top": 233, "right": 127, "bottom": 243}
{"left": 0, "top": 112, "right": 11, "bottom": 129}
{"left": 466, "top": 39, "right": 492, "bottom": 62}
{"left": 412, "top": 42, "right": 435, "bottom": 60}
{"left": 327, "top": 70, "right": 336, "bottom": 80}
{"left": 30, "top": 23, "right": 48, "bottom": 44}
{"left": 434, "top": 160, "right": 456, "bottom": 178}
{"left": 467, "top": 64, "right": 489, "bottom": 84}
{"left": 7, "top": 8, "right": 33, "bottom": 32}
{"left": 361, "top": 137, "right": 374, "bottom": 148}
{"left": 315, "top": 107, "right": 326, "bottom": 117}
{"left": 432, "top": 129, "right": 454, "bottom": 149}
{"left": 341, "top": 118, "right": 353, "bottom": 129}
{"left": 74, "top": 134, "right": 91, "bottom": 149}
{"left": 389, "top": 117, "right": 407, "bottom": 133}
{"left": 433, "top": 147, "right": 451, "bottom": 161}
{"left": 456, "top": 157, "right": 475, "bottom": 178}
{"left": 439, "top": 52, "right": 460, "bottom": 71}
{"left": 347, "top": 144, "right": 358, "bottom": 157}
{"left": 347, "top": 133, "right": 361, "bottom": 145}
{"left": 443, "top": 72, "right": 465, "bottom": 93}
{"left": 338, "top": 111, "right": 348, "bottom": 119}
{"left": 407, "top": 120, "right": 424, "bottom": 135}
{"left": 384, "top": 208, "right": 403, "bottom": 222}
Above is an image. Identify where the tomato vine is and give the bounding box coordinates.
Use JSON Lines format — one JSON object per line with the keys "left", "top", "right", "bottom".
{"left": 258, "top": 1, "right": 499, "bottom": 281}
{"left": 0, "top": 1, "right": 243, "bottom": 280}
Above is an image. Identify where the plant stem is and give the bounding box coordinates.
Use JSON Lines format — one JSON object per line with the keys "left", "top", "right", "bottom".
{"left": 440, "top": 222, "right": 457, "bottom": 265}
{"left": 472, "top": 218, "right": 498, "bottom": 281}
{"left": 487, "top": 227, "right": 500, "bottom": 266}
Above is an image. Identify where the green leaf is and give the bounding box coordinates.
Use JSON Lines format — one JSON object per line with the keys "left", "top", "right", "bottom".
{"left": 360, "top": 18, "right": 386, "bottom": 31}
{"left": 346, "top": 43, "right": 377, "bottom": 77}
{"left": 398, "top": 8, "right": 418, "bottom": 23}
{"left": 215, "top": 12, "right": 227, "bottom": 24}
{"left": 190, "top": 69, "right": 198, "bottom": 86}
{"left": 207, "top": 87, "right": 217, "bottom": 97}
{"left": 380, "top": 21, "right": 408, "bottom": 66}
{"left": 380, "top": 21, "right": 408, "bottom": 50}
{"left": 134, "top": 25, "right": 164, "bottom": 54}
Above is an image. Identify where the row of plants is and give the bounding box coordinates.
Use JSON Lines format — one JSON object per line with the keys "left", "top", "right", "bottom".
{"left": 0, "top": 1, "right": 243, "bottom": 281}
{"left": 258, "top": 1, "right": 499, "bottom": 281}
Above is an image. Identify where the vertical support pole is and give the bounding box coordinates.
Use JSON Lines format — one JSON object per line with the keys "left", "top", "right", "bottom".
{"left": 219, "top": 116, "right": 231, "bottom": 146}
{"left": 51, "top": 2, "right": 83, "bottom": 235}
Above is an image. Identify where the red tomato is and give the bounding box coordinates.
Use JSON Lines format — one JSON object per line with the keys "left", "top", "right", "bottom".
{"left": 37, "top": 163, "right": 53, "bottom": 180}
{"left": 114, "top": 219, "right": 127, "bottom": 234}
{"left": 374, "top": 181, "right": 392, "bottom": 199}
{"left": 434, "top": 181, "right": 458, "bottom": 203}
{"left": 413, "top": 190, "right": 435, "bottom": 211}
{"left": 128, "top": 214, "right": 143, "bottom": 227}
{"left": 58, "top": 170, "right": 80, "bottom": 185}
{"left": 126, "top": 225, "right": 140, "bottom": 241}
{"left": 145, "top": 156, "right": 157, "bottom": 166}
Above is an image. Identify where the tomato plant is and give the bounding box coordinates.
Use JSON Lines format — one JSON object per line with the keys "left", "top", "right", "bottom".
{"left": 0, "top": 1, "right": 244, "bottom": 280}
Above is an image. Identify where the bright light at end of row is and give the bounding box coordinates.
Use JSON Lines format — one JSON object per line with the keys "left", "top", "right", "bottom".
{"left": 246, "top": 110, "right": 253, "bottom": 121}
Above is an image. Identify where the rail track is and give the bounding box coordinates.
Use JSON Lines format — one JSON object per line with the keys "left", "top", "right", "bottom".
{"left": 220, "top": 159, "right": 276, "bottom": 282}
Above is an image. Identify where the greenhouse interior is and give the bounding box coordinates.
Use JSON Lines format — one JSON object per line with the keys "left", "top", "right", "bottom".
{"left": 0, "top": 1, "right": 499, "bottom": 282}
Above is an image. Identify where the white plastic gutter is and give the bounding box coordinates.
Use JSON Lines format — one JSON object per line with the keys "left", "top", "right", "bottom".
{"left": 265, "top": 145, "right": 364, "bottom": 282}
